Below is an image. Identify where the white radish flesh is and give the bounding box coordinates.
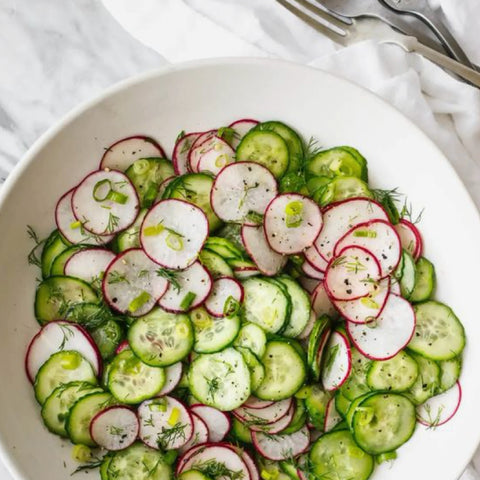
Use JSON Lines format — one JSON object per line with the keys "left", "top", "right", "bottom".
{"left": 346, "top": 294, "right": 416, "bottom": 360}
{"left": 321, "top": 331, "right": 352, "bottom": 391}
{"left": 417, "top": 382, "right": 462, "bottom": 427}
{"left": 158, "top": 261, "right": 212, "bottom": 313}
{"left": 229, "top": 118, "right": 259, "bottom": 149}
{"left": 178, "top": 413, "right": 209, "bottom": 453}
{"left": 156, "top": 362, "right": 183, "bottom": 396}
{"left": 234, "top": 267, "right": 261, "bottom": 280}
{"left": 211, "top": 162, "right": 277, "bottom": 224}
{"left": 304, "top": 245, "right": 328, "bottom": 272}
{"left": 243, "top": 397, "right": 275, "bottom": 410}
{"left": 238, "top": 448, "right": 260, "bottom": 480}
{"left": 64, "top": 248, "right": 115, "bottom": 284}
{"left": 204, "top": 277, "right": 244, "bottom": 317}
{"left": 252, "top": 425, "right": 310, "bottom": 461}
{"left": 190, "top": 404, "right": 231, "bottom": 443}
{"left": 249, "top": 401, "right": 295, "bottom": 434}
{"left": 324, "top": 398, "right": 343, "bottom": 432}
{"left": 298, "top": 310, "right": 316, "bottom": 340}
{"left": 72, "top": 170, "right": 139, "bottom": 235}
{"left": 312, "top": 282, "right": 337, "bottom": 318}
{"left": 264, "top": 194, "right": 323, "bottom": 254}
{"left": 188, "top": 130, "right": 216, "bottom": 172}
{"left": 395, "top": 218, "right": 423, "bottom": 260}
{"left": 141, "top": 199, "right": 209, "bottom": 270}
{"left": 173, "top": 132, "right": 201, "bottom": 175}
{"left": 233, "top": 398, "right": 292, "bottom": 425}
{"left": 196, "top": 137, "right": 236, "bottom": 175}
{"left": 301, "top": 261, "right": 325, "bottom": 280}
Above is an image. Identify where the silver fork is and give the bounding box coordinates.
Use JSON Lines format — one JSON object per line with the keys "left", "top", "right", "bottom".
{"left": 276, "top": 0, "right": 480, "bottom": 87}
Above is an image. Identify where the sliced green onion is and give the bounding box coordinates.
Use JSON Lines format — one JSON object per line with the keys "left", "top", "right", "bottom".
{"left": 353, "top": 230, "right": 377, "bottom": 238}
{"left": 215, "top": 154, "right": 228, "bottom": 168}
{"left": 128, "top": 291, "right": 151, "bottom": 313}
{"left": 166, "top": 232, "right": 184, "bottom": 251}
{"left": 285, "top": 215, "right": 303, "bottom": 228}
{"left": 148, "top": 398, "right": 167, "bottom": 412}
{"left": 180, "top": 291, "right": 197, "bottom": 310}
{"left": 356, "top": 406, "right": 375, "bottom": 426}
{"left": 106, "top": 190, "right": 128, "bottom": 205}
{"left": 347, "top": 446, "right": 366, "bottom": 459}
{"left": 360, "top": 297, "right": 380, "bottom": 309}
{"left": 376, "top": 451, "right": 397, "bottom": 464}
{"left": 132, "top": 159, "right": 150, "bottom": 175}
{"left": 285, "top": 200, "right": 304, "bottom": 216}
{"left": 191, "top": 308, "right": 212, "bottom": 328}
{"left": 71, "top": 444, "right": 93, "bottom": 463}
{"left": 93, "top": 178, "right": 129, "bottom": 204}
{"left": 246, "top": 210, "right": 263, "bottom": 224}
{"left": 60, "top": 352, "right": 82, "bottom": 370}
{"left": 223, "top": 295, "right": 240, "bottom": 317}
{"left": 167, "top": 407, "right": 180, "bottom": 426}
{"left": 144, "top": 224, "right": 165, "bottom": 237}
{"left": 70, "top": 220, "right": 82, "bottom": 230}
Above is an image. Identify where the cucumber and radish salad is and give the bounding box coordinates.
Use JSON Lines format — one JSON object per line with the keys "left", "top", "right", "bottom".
{"left": 25, "top": 118, "right": 465, "bottom": 480}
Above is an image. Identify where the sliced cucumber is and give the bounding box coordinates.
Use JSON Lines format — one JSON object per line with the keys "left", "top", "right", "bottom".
{"left": 282, "top": 398, "right": 307, "bottom": 435}
{"left": 339, "top": 348, "right": 372, "bottom": 401}
{"left": 50, "top": 245, "right": 86, "bottom": 276}
{"left": 367, "top": 351, "right": 418, "bottom": 392}
{"left": 198, "top": 250, "right": 233, "bottom": 278}
{"left": 438, "top": 357, "right": 462, "bottom": 393}
{"left": 112, "top": 209, "right": 148, "bottom": 252}
{"left": 234, "top": 323, "right": 267, "bottom": 358}
{"left": 406, "top": 352, "right": 440, "bottom": 405}
{"left": 334, "top": 391, "right": 351, "bottom": 419}
{"left": 90, "top": 319, "right": 124, "bottom": 360}
{"left": 232, "top": 417, "right": 252, "bottom": 443}
{"left": 204, "top": 236, "right": 244, "bottom": 260}
{"left": 307, "top": 315, "right": 331, "bottom": 381}
{"left": 178, "top": 471, "right": 212, "bottom": 480}
{"left": 306, "top": 147, "right": 365, "bottom": 181}
{"left": 236, "top": 346, "right": 265, "bottom": 391}
{"left": 41, "top": 230, "right": 70, "bottom": 278}
{"left": 399, "top": 250, "right": 416, "bottom": 299}
{"left": 65, "top": 302, "right": 116, "bottom": 330}
{"left": 410, "top": 257, "right": 435, "bottom": 303}
{"left": 319, "top": 176, "right": 372, "bottom": 206}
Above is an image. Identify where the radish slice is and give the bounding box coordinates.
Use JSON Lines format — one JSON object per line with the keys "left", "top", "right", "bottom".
{"left": 229, "top": 118, "right": 259, "bottom": 149}
{"left": 304, "top": 245, "right": 328, "bottom": 272}
{"left": 321, "top": 330, "right": 352, "bottom": 391}
{"left": 237, "top": 448, "right": 260, "bottom": 480}
{"left": 241, "top": 225, "right": 287, "bottom": 276}
{"left": 417, "top": 382, "right": 462, "bottom": 427}
{"left": 312, "top": 282, "right": 337, "bottom": 318}
{"left": 233, "top": 399, "right": 292, "bottom": 425}
{"left": 298, "top": 277, "right": 320, "bottom": 294}
{"left": 211, "top": 162, "right": 278, "bottom": 224}
{"left": 324, "top": 398, "right": 342, "bottom": 432}
{"left": 176, "top": 444, "right": 207, "bottom": 476}
{"left": 333, "top": 277, "right": 391, "bottom": 324}
{"left": 315, "top": 198, "right": 389, "bottom": 261}
{"left": 55, "top": 189, "right": 113, "bottom": 245}
{"left": 204, "top": 277, "right": 244, "bottom": 317}
{"left": 188, "top": 130, "right": 217, "bottom": 172}
{"left": 72, "top": 170, "right": 139, "bottom": 235}
{"left": 115, "top": 340, "right": 130, "bottom": 354}
{"left": 324, "top": 246, "right": 382, "bottom": 301}
{"left": 179, "top": 413, "right": 209, "bottom": 453}
{"left": 190, "top": 405, "right": 231, "bottom": 443}
{"left": 173, "top": 132, "right": 201, "bottom": 175}
{"left": 390, "top": 280, "right": 401, "bottom": 295}
{"left": 158, "top": 261, "right": 212, "bottom": 313}
{"left": 100, "top": 136, "right": 166, "bottom": 171}
{"left": 252, "top": 425, "right": 310, "bottom": 461}
{"left": 315, "top": 327, "right": 332, "bottom": 373}
{"left": 301, "top": 261, "right": 325, "bottom": 280}
{"left": 138, "top": 396, "right": 193, "bottom": 450}
{"left": 334, "top": 219, "right": 401, "bottom": 277}
{"left": 234, "top": 267, "right": 261, "bottom": 280}
{"left": 90, "top": 406, "right": 139, "bottom": 451}
{"left": 196, "top": 137, "right": 236, "bottom": 175}
{"left": 141, "top": 199, "right": 209, "bottom": 270}
{"left": 25, "top": 320, "right": 101, "bottom": 382}
{"left": 103, "top": 248, "right": 169, "bottom": 316}
{"left": 243, "top": 398, "right": 275, "bottom": 410}
{"left": 249, "top": 401, "right": 295, "bottom": 434}
{"left": 264, "top": 194, "right": 323, "bottom": 254}
{"left": 346, "top": 294, "right": 416, "bottom": 360}
{"left": 178, "top": 444, "right": 251, "bottom": 478}
{"left": 64, "top": 248, "right": 115, "bottom": 283}
{"left": 395, "top": 218, "right": 423, "bottom": 260}
{"left": 298, "top": 311, "right": 316, "bottom": 340}
{"left": 157, "top": 175, "right": 176, "bottom": 199}
{"left": 156, "top": 362, "right": 183, "bottom": 396}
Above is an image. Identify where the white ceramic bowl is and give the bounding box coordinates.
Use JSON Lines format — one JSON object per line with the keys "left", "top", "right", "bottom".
{"left": 1, "top": 58, "right": 479, "bottom": 480}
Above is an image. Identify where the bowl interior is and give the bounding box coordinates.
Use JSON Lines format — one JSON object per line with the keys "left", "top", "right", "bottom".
{"left": 1, "top": 59, "right": 479, "bottom": 480}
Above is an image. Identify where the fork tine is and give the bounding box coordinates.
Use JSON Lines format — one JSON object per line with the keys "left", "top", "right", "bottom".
{"left": 293, "top": 0, "right": 351, "bottom": 30}
{"left": 276, "top": 0, "right": 348, "bottom": 45}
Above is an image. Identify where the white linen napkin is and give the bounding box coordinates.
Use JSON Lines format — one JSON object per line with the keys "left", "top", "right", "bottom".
{"left": 101, "top": 1, "right": 480, "bottom": 477}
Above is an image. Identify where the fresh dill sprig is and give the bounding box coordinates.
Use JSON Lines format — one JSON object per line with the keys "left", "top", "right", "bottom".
{"left": 204, "top": 376, "right": 222, "bottom": 402}
{"left": 400, "top": 199, "right": 424, "bottom": 225}
{"left": 156, "top": 422, "right": 188, "bottom": 450}
{"left": 107, "top": 271, "right": 130, "bottom": 285}
{"left": 324, "top": 344, "right": 340, "bottom": 374}
{"left": 27, "top": 225, "right": 46, "bottom": 268}
{"left": 156, "top": 268, "right": 181, "bottom": 292}
{"left": 191, "top": 458, "right": 245, "bottom": 480}
{"left": 104, "top": 213, "right": 120, "bottom": 234}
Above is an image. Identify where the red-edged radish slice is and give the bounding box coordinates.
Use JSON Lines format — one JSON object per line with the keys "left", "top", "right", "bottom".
{"left": 334, "top": 219, "right": 401, "bottom": 277}
{"left": 304, "top": 245, "right": 328, "bottom": 272}
{"left": 237, "top": 448, "right": 260, "bottom": 480}
{"left": 233, "top": 398, "right": 292, "bottom": 425}
{"left": 55, "top": 189, "right": 114, "bottom": 245}
{"left": 249, "top": 401, "right": 295, "bottom": 434}
{"left": 234, "top": 267, "right": 261, "bottom": 280}
{"left": 72, "top": 170, "right": 139, "bottom": 235}
{"left": 324, "top": 246, "right": 382, "bottom": 301}
{"left": 321, "top": 330, "right": 352, "bottom": 391}
{"left": 190, "top": 405, "right": 231, "bottom": 443}
{"left": 176, "top": 444, "right": 207, "bottom": 476}
{"left": 243, "top": 397, "right": 275, "bottom": 410}
{"left": 312, "top": 282, "right": 337, "bottom": 318}
{"left": 211, "top": 162, "right": 277, "bottom": 224}
{"left": 158, "top": 261, "right": 212, "bottom": 313}
{"left": 315, "top": 198, "right": 389, "bottom": 261}
{"left": 196, "top": 137, "right": 236, "bottom": 175}
{"left": 64, "top": 248, "right": 115, "bottom": 283}
{"left": 298, "top": 277, "right": 320, "bottom": 294}
{"left": 138, "top": 396, "right": 193, "bottom": 450}
{"left": 241, "top": 225, "right": 287, "bottom": 276}
{"left": 333, "top": 277, "right": 391, "bottom": 324}
{"left": 229, "top": 118, "right": 259, "bottom": 149}
{"left": 90, "top": 406, "right": 139, "bottom": 451}
{"left": 178, "top": 444, "right": 251, "bottom": 478}
{"left": 417, "top": 382, "right": 462, "bottom": 427}
{"left": 25, "top": 321, "right": 101, "bottom": 382}
{"left": 103, "top": 248, "right": 169, "bottom": 316}
{"left": 157, "top": 175, "right": 176, "bottom": 199}
{"left": 324, "top": 398, "right": 342, "bottom": 432}
{"left": 301, "top": 261, "right": 325, "bottom": 280}
{"left": 188, "top": 130, "right": 217, "bottom": 172}
{"left": 346, "top": 294, "right": 416, "bottom": 360}
{"left": 298, "top": 311, "right": 316, "bottom": 340}
{"left": 173, "top": 132, "right": 201, "bottom": 175}
{"left": 395, "top": 218, "right": 423, "bottom": 260}
{"left": 315, "top": 328, "right": 332, "bottom": 373}
{"left": 252, "top": 425, "right": 310, "bottom": 461}
{"left": 204, "top": 277, "right": 244, "bottom": 317}
{"left": 390, "top": 280, "right": 401, "bottom": 296}
{"left": 100, "top": 136, "right": 166, "bottom": 171}
{"left": 141, "top": 199, "right": 209, "bottom": 270}
{"left": 115, "top": 340, "right": 130, "bottom": 354}
{"left": 179, "top": 413, "right": 209, "bottom": 453}
{"left": 264, "top": 194, "right": 322, "bottom": 254}
{"left": 156, "top": 362, "right": 183, "bottom": 396}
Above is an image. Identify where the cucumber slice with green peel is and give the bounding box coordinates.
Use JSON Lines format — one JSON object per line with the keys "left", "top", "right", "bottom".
{"left": 128, "top": 307, "right": 193, "bottom": 366}
{"left": 236, "top": 346, "right": 265, "bottom": 391}
{"left": 367, "top": 350, "right": 419, "bottom": 392}
{"left": 339, "top": 348, "right": 372, "bottom": 401}
{"left": 178, "top": 471, "right": 213, "bottom": 480}
{"left": 166, "top": 173, "right": 222, "bottom": 232}
{"left": 319, "top": 176, "right": 373, "bottom": 206}
{"left": 217, "top": 223, "right": 246, "bottom": 254}
{"left": 112, "top": 209, "right": 148, "bottom": 252}
{"left": 352, "top": 393, "right": 416, "bottom": 455}
{"left": 34, "top": 350, "right": 97, "bottom": 404}
{"left": 50, "top": 245, "right": 86, "bottom": 276}
{"left": 306, "top": 147, "right": 365, "bottom": 181}
{"left": 234, "top": 323, "right": 267, "bottom": 358}
{"left": 35, "top": 276, "right": 99, "bottom": 324}
{"left": 100, "top": 455, "right": 112, "bottom": 480}
{"left": 188, "top": 348, "right": 251, "bottom": 411}
{"left": 438, "top": 357, "right": 462, "bottom": 392}
{"left": 190, "top": 307, "right": 241, "bottom": 353}
{"left": 242, "top": 277, "right": 290, "bottom": 334}
{"left": 41, "top": 229, "right": 70, "bottom": 278}
{"left": 339, "top": 146, "right": 369, "bottom": 182}
{"left": 334, "top": 391, "right": 351, "bottom": 419}
{"left": 108, "top": 349, "right": 166, "bottom": 404}
{"left": 126, "top": 157, "right": 174, "bottom": 208}
{"left": 399, "top": 250, "right": 416, "bottom": 299}
{"left": 107, "top": 442, "right": 173, "bottom": 480}
{"left": 66, "top": 391, "right": 115, "bottom": 446}
{"left": 198, "top": 250, "right": 233, "bottom": 278}
{"left": 204, "top": 236, "right": 244, "bottom": 260}
{"left": 345, "top": 392, "right": 377, "bottom": 429}
{"left": 90, "top": 319, "right": 124, "bottom": 360}
{"left": 406, "top": 352, "right": 440, "bottom": 405}
{"left": 255, "top": 341, "right": 306, "bottom": 401}
{"left": 307, "top": 315, "right": 331, "bottom": 378}
{"left": 310, "top": 430, "right": 374, "bottom": 480}
{"left": 409, "top": 301, "right": 465, "bottom": 360}
{"left": 282, "top": 399, "right": 307, "bottom": 435}
{"left": 232, "top": 417, "right": 252, "bottom": 443}
{"left": 410, "top": 257, "right": 435, "bottom": 302}
{"left": 41, "top": 381, "right": 103, "bottom": 436}
{"left": 65, "top": 302, "right": 117, "bottom": 330}
{"left": 236, "top": 130, "right": 290, "bottom": 178}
